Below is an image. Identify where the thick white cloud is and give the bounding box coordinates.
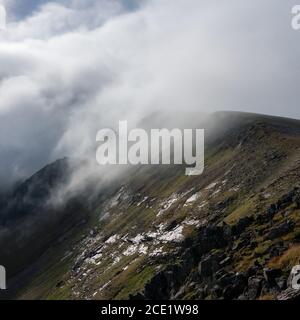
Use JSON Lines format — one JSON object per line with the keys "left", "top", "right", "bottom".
{"left": 0, "top": 0, "right": 299, "bottom": 186}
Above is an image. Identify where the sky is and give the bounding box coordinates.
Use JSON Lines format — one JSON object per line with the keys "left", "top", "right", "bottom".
{"left": 0, "top": 0, "right": 300, "bottom": 187}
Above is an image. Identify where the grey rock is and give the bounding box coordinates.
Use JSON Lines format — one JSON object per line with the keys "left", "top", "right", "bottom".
{"left": 263, "top": 268, "right": 282, "bottom": 286}
{"left": 211, "top": 285, "right": 223, "bottom": 299}
{"left": 198, "top": 254, "right": 219, "bottom": 278}
{"left": 277, "top": 287, "right": 300, "bottom": 300}
{"left": 246, "top": 277, "right": 263, "bottom": 299}
{"left": 265, "top": 220, "right": 295, "bottom": 240}
{"left": 275, "top": 276, "right": 287, "bottom": 290}
{"left": 222, "top": 273, "right": 247, "bottom": 300}
{"left": 219, "top": 256, "right": 232, "bottom": 267}
{"left": 233, "top": 216, "right": 254, "bottom": 235}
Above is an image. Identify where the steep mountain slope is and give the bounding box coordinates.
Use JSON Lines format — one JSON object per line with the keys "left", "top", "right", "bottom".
{"left": 2, "top": 111, "right": 300, "bottom": 300}
{"left": 0, "top": 158, "right": 98, "bottom": 280}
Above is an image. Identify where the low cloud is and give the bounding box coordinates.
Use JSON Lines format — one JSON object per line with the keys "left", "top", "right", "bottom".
{"left": 0, "top": 0, "right": 299, "bottom": 188}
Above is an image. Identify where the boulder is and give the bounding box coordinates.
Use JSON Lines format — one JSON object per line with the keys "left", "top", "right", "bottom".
{"left": 173, "top": 286, "right": 186, "bottom": 300}
{"left": 246, "top": 276, "right": 263, "bottom": 299}
{"left": 232, "top": 216, "right": 254, "bottom": 235}
{"left": 197, "top": 224, "right": 228, "bottom": 253}
{"left": 129, "top": 292, "right": 145, "bottom": 300}
{"left": 269, "top": 244, "right": 285, "bottom": 258}
{"left": 263, "top": 268, "right": 282, "bottom": 286}
{"left": 222, "top": 223, "right": 233, "bottom": 241}
{"left": 144, "top": 271, "right": 169, "bottom": 300}
{"left": 216, "top": 272, "right": 236, "bottom": 287}
{"left": 222, "top": 273, "right": 247, "bottom": 300}
{"left": 265, "top": 220, "right": 295, "bottom": 240}
{"left": 277, "top": 189, "right": 298, "bottom": 209}
{"left": 219, "top": 256, "right": 232, "bottom": 267}
{"left": 277, "top": 287, "right": 300, "bottom": 300}
{"left": 211, "top": 285, "right": 223, "bottom": 299}
{"left": 266, "top": 204, "right": 278, "bottom": 218}
{"left": 246, "top": 265, "right": 260, "bottom": 277}
{"left": 275, "top": 276, "right": 287, "bottom": 290}
{"left": 196, "top": 287, "right": 208, "bottom": 300}
{"left": 198, "top": 254, "right": 219, "bottom": 278}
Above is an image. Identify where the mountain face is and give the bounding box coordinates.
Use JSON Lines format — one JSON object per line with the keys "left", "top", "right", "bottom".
{"left": 1, "top": 112, "right": 300, "bottom": 300}
{"left": 0, "top": 158, "right": 95, "bottom": 280}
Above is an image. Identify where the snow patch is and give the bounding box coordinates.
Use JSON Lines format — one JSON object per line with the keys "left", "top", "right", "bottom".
{"left": 99, "top": 211, "right": 110, "bottom": 222}
{"left": 205, "top": 182, "right": 218, "bottom": 190}
{"left": 123, "top": 244, "right": 138, "bottom": 256}
{"left": 139, "top": 244, "right": 148, "bottom": 255}
{"left": 130, "top": 234, "right": 145, "bottom": 244}
{"left": 86, "top": 253, "right": 103, "bottom": 265}
{"left": 229, "top": 185, "right": 240, "bottom": 192}
{"left": 123, "top": 243, "right": 148, "bottom": 256}
{"left": 99, "top": 280, "right": 111, "bottom": 292}
{"left": 105, "top": 234, "right": 119, "bottom": 244}
{"left": 159, "top": 225, "right": 184, "bottom": 243}
{"left": 149, "top": 247, "right": 164, "bottom": 257}
{"left": 183, "top": 218, "right": 200, "bottom": 227}
{"left": 137, "top": 196, "right": 149, "bottom": 206}
{"left": 157, "top": 194, "right": 179, "bottom": 216}
{"left": 211, "top": 188, "right": 221, "bottom": 197}
{"left": 184, "top": 193, "right": 199, "bottom": 206}
{"left": 112, "top": 256, "right": 122, "bottom": 265}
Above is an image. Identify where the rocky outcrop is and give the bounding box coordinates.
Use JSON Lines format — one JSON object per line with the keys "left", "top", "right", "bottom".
{"left": 277, "top": 288, "right": 300, "bottom": 300}
{"left": 265, "top": 220, "right": 295, "bottom": 241}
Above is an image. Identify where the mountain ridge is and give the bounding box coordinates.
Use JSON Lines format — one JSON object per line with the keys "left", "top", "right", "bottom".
{"left": 1, "top": 111, "right": 300, "bottom": 300}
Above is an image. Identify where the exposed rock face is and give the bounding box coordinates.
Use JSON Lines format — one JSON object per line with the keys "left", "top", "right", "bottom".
{"left": 246, "top": 277, "right": 263, "bottom": 300}
{"left": 277, "top": 288, "right": 300, "bottom": 300}
{"left": 198, "top": 255, "right": 219, "bottom": 278}
{"left": 0, "top": 158, "right": 97, "bottom": 278}
{"left": 232, "top": 216, "right": 254, "bottom": 236}
{"left": 263, "top": 268, "right": 282, "bottom": 286}
{"left": 0, "top": 158, "right": 71, "bottom": 224}
{"left": 265, "top": 221, "right": 295, "bottom": 241}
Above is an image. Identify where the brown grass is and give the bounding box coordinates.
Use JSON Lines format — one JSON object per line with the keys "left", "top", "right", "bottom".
{"left": 259, "top": 294, "right": 276, "bottom": 300}
{"left": 268, "top": 245, "right": 300, "bottom": 270}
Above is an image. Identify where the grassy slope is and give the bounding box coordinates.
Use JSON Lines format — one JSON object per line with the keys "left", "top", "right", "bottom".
{"left": 4, "top": 112, "right": 300, "bottom": 300}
